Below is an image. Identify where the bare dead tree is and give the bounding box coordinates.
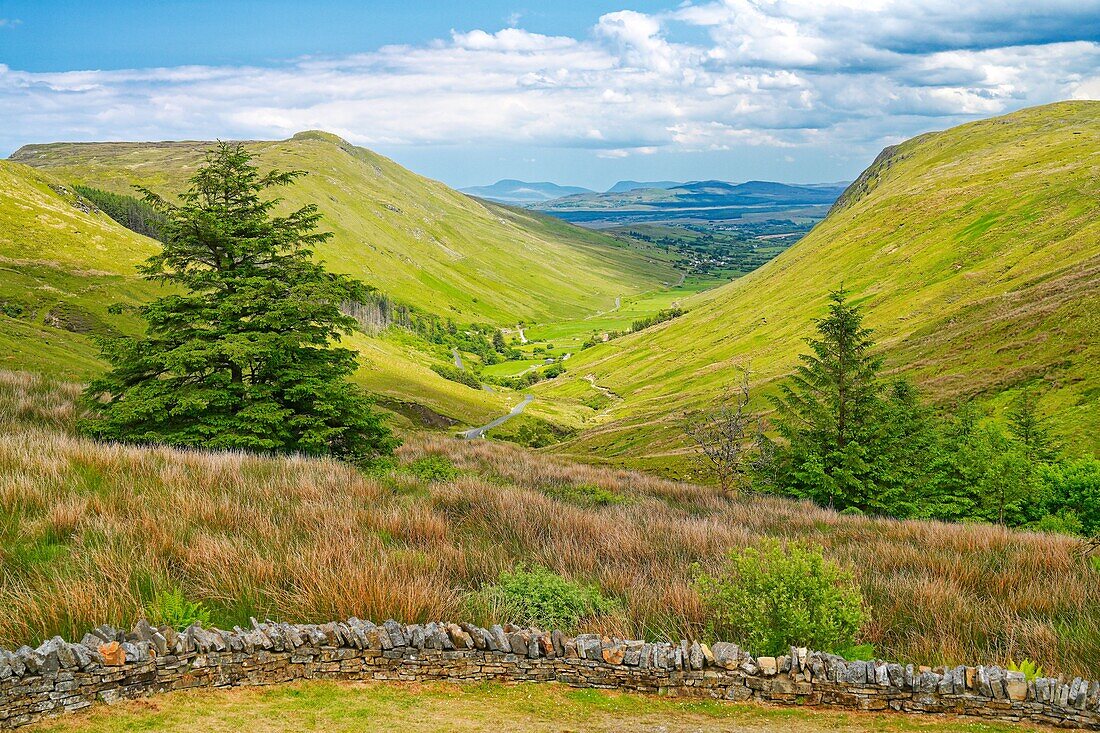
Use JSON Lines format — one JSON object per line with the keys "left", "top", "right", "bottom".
{"left": 682, "top": 369, "right": 756, "bottom": 497}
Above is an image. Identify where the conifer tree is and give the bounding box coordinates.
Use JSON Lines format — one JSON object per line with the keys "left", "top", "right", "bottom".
{"left": 1007, "top": 390, "right": 1059, "bottom": 462}
{"left": 766, "top": 287, "right": 883, "bottom": 510}
{"left": 82, "top": 143, "right": 396, "bottom": 459}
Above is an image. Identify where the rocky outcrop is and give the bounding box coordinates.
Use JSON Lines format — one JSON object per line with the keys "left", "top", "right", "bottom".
{"left": 1, "top": 618, "right": 1097, "bottom": 730}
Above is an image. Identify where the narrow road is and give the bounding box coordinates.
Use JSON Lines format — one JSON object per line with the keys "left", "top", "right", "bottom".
{"left": 460, "top": 394, "right": 534, "bottom": 439}
{"left": 516, "top": 326, "right": 528, "bottom": 344}
{"left": 452, "top": 348, "right": 463, "bottom": 370}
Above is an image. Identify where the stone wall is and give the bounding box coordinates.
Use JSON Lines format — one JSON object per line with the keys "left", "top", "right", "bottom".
{"left": 2, "top": 618, "right": 1098, "bottom": 730}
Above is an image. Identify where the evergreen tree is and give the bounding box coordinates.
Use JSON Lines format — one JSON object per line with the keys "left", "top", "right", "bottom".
{"left": 766, "top": 288, "right": 883, "bottom": 510}
{"left": 81, "top": 143, "right": 396, "bottom": 459}
{"left": 1007, "top": 390, "right": 1059, "bottom": 462}
{"left": 863, "top": 379, "right": 941, "bottom": 517}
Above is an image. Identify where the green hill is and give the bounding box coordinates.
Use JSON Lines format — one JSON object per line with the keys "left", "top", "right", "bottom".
{"left": 554, "top": 101, "right": 1100, "bottom": 467}
{"left": 0, "top": 161, "right": 162, "bottom": 377}
{"left": 11, "top": 132, "right": 678, "bottom": 324}
{"left": 0, "top": 135, "right": 687, "bottom": 429}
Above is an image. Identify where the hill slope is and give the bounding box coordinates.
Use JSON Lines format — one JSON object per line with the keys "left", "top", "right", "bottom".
{"left": 556, "top": 101, "right": 1100, "bottom": 465}
{"left": 11, "top": 132, "right": 677, "bottom": 324}
{"left": 0, "top": 160, "right": 162, "bottom": 377}
{"left": 0, "top": 159, "right": 516, "bottom": 426}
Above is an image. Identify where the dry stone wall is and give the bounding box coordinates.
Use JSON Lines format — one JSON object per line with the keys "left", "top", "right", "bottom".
{"left": 2, "top": 618, "right": 1099, "bottom": 730}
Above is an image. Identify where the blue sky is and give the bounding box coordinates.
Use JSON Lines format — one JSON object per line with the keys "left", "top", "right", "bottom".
{"left": 1, "top": 1, "right": 1098, "bottom": 189}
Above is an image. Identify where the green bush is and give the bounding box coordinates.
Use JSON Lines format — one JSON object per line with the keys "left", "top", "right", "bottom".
{"left": 547, "top": 483, "right": 627, "bottom": 508}
{"left": 466, "top": 565, "right": 615, "bottom": 631}
{"left": 430, "top": 363, "right": 481, "bottom": 389}
{"left": 1033, "top": 511, "right": 1084, "bottom": 536}
{"left": 404, "top": 455, "right": 460, "bottom": 482}
{"left": 696, "top": 540, "right": 866, "bottom": 656}
{"left": 146, "top": 588, "right": 211, "bottom": 630}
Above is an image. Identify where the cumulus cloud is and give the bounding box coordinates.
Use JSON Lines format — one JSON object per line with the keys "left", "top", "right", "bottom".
{"left": 1, "top": 1, "right": 1097, "bottom": 164}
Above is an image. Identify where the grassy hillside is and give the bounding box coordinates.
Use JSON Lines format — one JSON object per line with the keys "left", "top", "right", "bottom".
{"left": 0, "top": 161, "right": 161, "bottom": 378}
{"left": 556, "top": 101, "right": 1100, "bottom": 466}
{"left": 2, "top": 136, "right": 683, "bottom": 429}
{"left": 3, "top": 370, "right": 1098, "bottom": 678}
{"left": 11, "top": 132, "right": 679, "bottom": 324}
{"left": 0, "top": 159, "right": 532, "bottom": 428}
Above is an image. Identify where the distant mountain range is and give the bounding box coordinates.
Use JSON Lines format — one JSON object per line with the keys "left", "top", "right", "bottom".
{"left": 605, "top": 180, "right": 682, "bottom": 193}
{"left": 534, "top": 179, "right": 849, "bottom": 212}
{"left": 459, "top": 179, "right": 594, "bottom": 204}
{"left": 462, "top": 178, "right": 849, "bottom": 208}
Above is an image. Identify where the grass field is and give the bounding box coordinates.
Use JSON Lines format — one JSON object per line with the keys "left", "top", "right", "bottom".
{"left": 521, "top": 274, "right": 724, "bottom": 353}
{"left": 555, "top": 101, "right": 1100, "bottom": 466}
{"left": 2, "top": 370, "right": 1097, "bottom": 679}
{"left": 25, "top": 680, "right": 1056, "bottom": 733}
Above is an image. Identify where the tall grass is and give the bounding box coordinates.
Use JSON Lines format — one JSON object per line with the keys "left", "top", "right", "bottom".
{"left": 0, "top": 370, "right": 1097, "bottom": 677}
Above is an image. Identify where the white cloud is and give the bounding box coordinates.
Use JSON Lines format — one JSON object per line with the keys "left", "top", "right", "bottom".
{"left": 1, "top": 1, "right": 1097, "bottom": 164}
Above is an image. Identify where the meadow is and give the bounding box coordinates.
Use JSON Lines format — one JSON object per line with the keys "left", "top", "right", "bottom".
{"left": 2, "top": 370, "right": 1097, "bottom": 679}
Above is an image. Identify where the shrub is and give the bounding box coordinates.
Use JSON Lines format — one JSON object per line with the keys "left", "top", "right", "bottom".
{"left": 1033, "top": 511, "right": 1084, "bottom": 536}
{"left": 1040, "top": 458, "right": 1100, "bottom": 536}
{"left": 404, "top": 455, "right": 460, "bottom": 482}
{"left": 547, "top": 482, "right": 627, "bottom": 508}
{"left": 431, "top": 363, "right": 481, "bottom": 389}
{"left": 696, "top": 540, "right": 866, "bottom": 656}
{"left": 466, "top": 566, "right": 615, "bottom": 631}
{"left": 0, "top": 299, "right": 25, "bottom": 318}
{"left": 146, "top": 589, "right": 211, "bottom": 630}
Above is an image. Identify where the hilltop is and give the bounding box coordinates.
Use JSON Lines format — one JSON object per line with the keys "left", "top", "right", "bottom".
{"left": 11, "top": 132, "right": 677, "bottom": 324}
{"left": 553, "top": 101, "right": 1100, "bottom": 465}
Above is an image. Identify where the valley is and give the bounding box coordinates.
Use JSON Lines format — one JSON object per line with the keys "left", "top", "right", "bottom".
{"left": 1, "top": 94, "right": 1098, "bottom": 733}
{"left": 548, "top": 101, "right": 1100, "bottom": 469}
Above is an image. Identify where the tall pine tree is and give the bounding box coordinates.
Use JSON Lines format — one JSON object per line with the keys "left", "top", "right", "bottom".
{"left": 82, "top": 143, "right": 395, "bottom": 459}
{"left": 765, "top": 288, "right": 883, "bottom": 510}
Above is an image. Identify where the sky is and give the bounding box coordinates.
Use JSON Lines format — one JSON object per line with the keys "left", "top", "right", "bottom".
{"left": 1, "top": 0, "right": 1098, "bottom": 189}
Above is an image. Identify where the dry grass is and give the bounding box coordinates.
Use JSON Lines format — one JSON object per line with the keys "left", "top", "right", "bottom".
{"left": 1, "top": 371, "right": 1097, "bottom": 678}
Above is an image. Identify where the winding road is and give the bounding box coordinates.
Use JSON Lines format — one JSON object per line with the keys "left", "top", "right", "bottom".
{"left": 460, "top": 394, "right": 534, "bottom": 439}
{"left": 452, "top": 348, "right": 464, "bottom": 369}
